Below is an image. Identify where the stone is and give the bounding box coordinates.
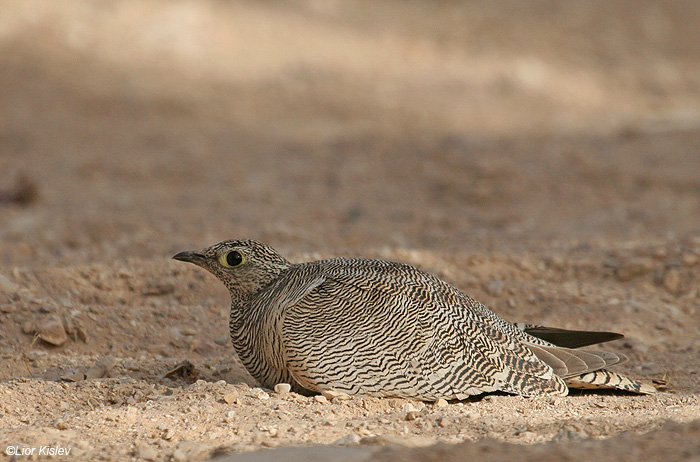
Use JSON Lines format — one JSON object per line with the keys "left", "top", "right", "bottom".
{"left": 322, "top": 389, "right": 352, "bottom": 401}
{"left": 135, "top": 444, "right": 158, "bottom": 460}
{"left": 250, "top": 388, "right": 270, "bottom": 400}
{"left": 274, "top": 383, "right": 292, "bottom": 394}
{"left": 405, "top": 410, "right": 421, "bottom": 421}
{"left": 662, "top": 267, "right": 682, "bottom": 293}
{"left": 333, "top": 434, "right": 361, "bottom": 445}
{"left": 402, "top": 403, "right": 418, "bottom": 413}
{"left": 483, "top": 280, "right": 504, "bottom": 296}
{"left": 616, "top": 258, "right": 654, "bottom": 281}
{"left": 313, "top": 395, "right": 328, "bottom": 403}
{"left": 37, "top": 315, "right": 68, "bottom": 346}
{"left": 434, "top": 398, "right": 448, "bottom": 408}
{"left": 0, "top": 273, "right": 18, "bottom": 293}
{"left": 85, "top": 356, "right": 116, "bottom": 380}
{"left": 22, "top": 321, "right": 34, "bottom": 334}
{"left": 681, "top": 253, "right": 698, "bottom": 266}
{"left": 223, "top": 391, "right": 239, "bottom": 404}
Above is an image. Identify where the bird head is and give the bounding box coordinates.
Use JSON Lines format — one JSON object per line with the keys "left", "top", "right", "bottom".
{"left": 173, "top": 239, "right": 291, "bottom": 299}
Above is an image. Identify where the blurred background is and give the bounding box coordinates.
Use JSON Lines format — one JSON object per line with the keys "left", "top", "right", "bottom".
{"left": 2, "top": 0, "right": 700, "bottom": 266}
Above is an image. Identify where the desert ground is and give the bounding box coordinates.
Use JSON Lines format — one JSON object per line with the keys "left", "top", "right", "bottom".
{"left": 1, "top": 1, "right": 700, "bottom": 460}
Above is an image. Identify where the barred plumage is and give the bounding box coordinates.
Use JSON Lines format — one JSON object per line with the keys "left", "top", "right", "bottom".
{"left": 173, "top": 239, "right": 655, "bottom": 400}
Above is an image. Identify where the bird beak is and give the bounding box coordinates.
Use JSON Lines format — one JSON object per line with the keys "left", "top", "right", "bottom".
{"left": 172, "top": 250, "right": 207, "bottom": 266}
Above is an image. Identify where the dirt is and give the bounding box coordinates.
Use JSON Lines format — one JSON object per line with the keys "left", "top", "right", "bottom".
{"left": 1, "top": 0, "right": 700, "bottom": 460}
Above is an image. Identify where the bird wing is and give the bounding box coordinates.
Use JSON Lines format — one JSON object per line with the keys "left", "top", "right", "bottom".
{"left": 516, "top": 324, "right": 624, "bottom": 348}
{"left": 278, "top": 259, "right": 568, "bottom": 400}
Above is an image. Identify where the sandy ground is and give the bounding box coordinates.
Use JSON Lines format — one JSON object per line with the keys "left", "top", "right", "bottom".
{"left": 1, "top": 1, "right": 700, "bottom": 460}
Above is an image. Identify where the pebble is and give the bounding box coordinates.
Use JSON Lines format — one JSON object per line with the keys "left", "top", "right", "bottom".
{"left": 53, "top": 418, "right": 69, "bottom": 430}
{"left": 662, "top": 268, "right": 681, "bottom": 293}
{"left": 483, "top": 280, "right": 504, "bottom": 296}
{"left": 434, "top": 398, "right": 448, "bottom": 408}
{"left": 192, "top": 340, "right": 218, "bottom": 357}
{"left": 438, "top": 417, "right": 450, "bottom": 427}
{"left": 37, "top": 315, "right": 68, "bottom": 346}
{"left": 250, "top": 388, "right": 270, "bottom": 400}
{"left": 223, "top": 391, "right": 239, "bottom": 404}
{"left": 322, "top": 389, "right": 352, "bottom": 401}
{"left": 681, "top": 252, "right": 698, "bottom": 266}
{"left": 402, "top": 403, "right": 419, "bottom": 413}
{"left": 0, "top": 304, "right": 16, "bottom": 313}
{"left": 22, "top": 321, "right": 34, "bottom": 334}
{"left": 274, "top": 383, "right": 292, "bottom": 394}
{"left": 361, "top": 434, "right": 433, "bottom": 448}
{"left": 85, "top": 356, "right": 116, "bottom": 380}
{"left": 0, "top": 273, "right": 19, "bottom": 293}
{"left": 405, "top": 410, "right": 421, "bottom": 421}
{"left": 333, "top": 434, "right": 361, "bottom": 445}
{"left": 171, "top": 440, "right": 208, "bottom": 460}
{"left": 135, "top": 444, "right": 158, "bottom": 460}
{"left": 313, "top": 395, "right": 328, "bottom": 403}
{"left": 616, "top": 258, "right": 654, "bottom": 281}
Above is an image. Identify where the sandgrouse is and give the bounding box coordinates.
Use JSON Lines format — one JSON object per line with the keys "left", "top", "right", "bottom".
{"left": 173, "top": 239, "right": 655, "bottom": 400}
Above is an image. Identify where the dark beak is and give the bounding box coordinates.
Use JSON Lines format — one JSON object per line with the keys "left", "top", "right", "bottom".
{"left": 172, "top": 250, "right": 207, "bottom": 266}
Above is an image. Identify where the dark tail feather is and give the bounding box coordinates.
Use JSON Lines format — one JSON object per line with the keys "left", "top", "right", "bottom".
{"left": 517, "top": 324, "right": 624, "bottom": 348}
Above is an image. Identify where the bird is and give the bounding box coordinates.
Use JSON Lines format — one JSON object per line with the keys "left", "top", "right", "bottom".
{"left": 173, "top": 239, "right": 656, "bottom": 400}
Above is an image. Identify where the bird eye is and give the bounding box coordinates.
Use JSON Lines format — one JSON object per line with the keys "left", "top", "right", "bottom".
{"left": 219, "top": 250, "right": 246, "bottom": 268}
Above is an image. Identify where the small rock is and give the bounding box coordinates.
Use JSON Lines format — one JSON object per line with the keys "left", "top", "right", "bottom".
{"left": 192, "top": 340, "right": 217, "bottom": 357}
{"left": 322, "top": 389, "right": 352, "bottom": 401}
{"left": 214, "top": 336, "right": 229, "bottom": 345}
{"left": 434, "top": 398, "right": 448, "bottom": 408}
{"left": 22, "top": 321, "right": 34, "bottom": 334}
{"left": 163, "top": 429, "right": 175, "bottom": 440}
{"left": 75, "top": 325, "right": 89, "bottom": 343}
{"left": 553, "top": 428, "right": 585, "bottom": 442}
{"left": 53, "top": 418, "right": 69, "bottom": 430}
{"left": 274, "top": 383, "right": 292, "bottom": 394}
{"left": 250, "top": 388, "right": 270, "bottom": 400}
{"left": 85, "top": 356, "right": 116, "bottom": 380}
{"left": 172, "top": 441, "right": 208, "bottom": 461}
{"left": 333, "top": 434, "right": 361, "bottom": 445}
{"left": 61, "top": 371, "right": 86, "bottom": 382}
{"left": 616, "top": 258, "right": 654, "bottom": 281}
{"left": 142, "top": 280, "right": 175, "bottom": 296}
{"left": 0, "top": 273, "right": 19, "bottom": 293}
{"left": 361, "top": 434, "right": 433, "bottom": 448}
{"left": 681, "top": 253, "right": 698, "bottom": 266}
{"left": 402, "top": 403, "right": 419, "bottom": 413}
{"left": 405, "top": 410, "right": 421, "bottom": 421}
{"left": 38, "top": 315, "right": 69, "bottom": 346}
{"left": 483, "top": 280, "right": 504, "bottom": 296}
{"left": 1, "top": 304, "right": 16, "bottom": 313}
{"left": 314, "top": 395, "right": 328, "bottom": 403}
{"left": 662, "top": 267, "right": 682, "bottom": 293}
{"left": 437, "top": 417, "right": 450, "bottom": 427}
{"left": 224, "top": 410, "right": 236, "bottom": 421}
{"left": 135, "top": 444, "right": 158, "bottom": 460}
{"left": 62, "top": 314, "right": 74, "bottom": 335}
{"left": 223, "top": 391, "right": 239, "bottom": 404}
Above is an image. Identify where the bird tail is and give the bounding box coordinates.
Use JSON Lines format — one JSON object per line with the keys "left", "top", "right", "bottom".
{"left": 565, "top": 369, "right": 657, "bottom": 394}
